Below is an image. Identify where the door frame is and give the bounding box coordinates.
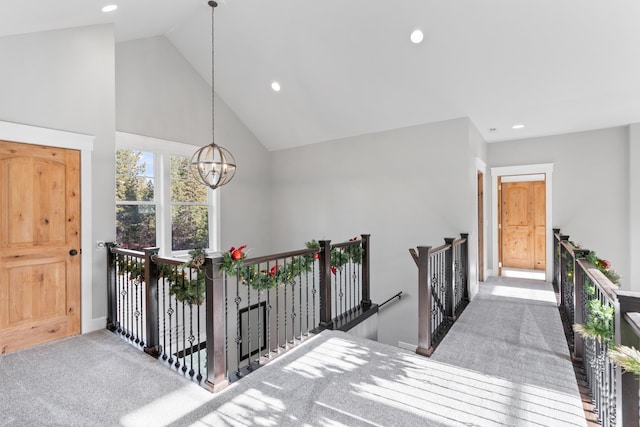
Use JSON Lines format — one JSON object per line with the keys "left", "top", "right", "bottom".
{"left": 0, "top": 121, "right": 96, "bottom": 332}
{"left": 476, "top": 158, "right": 487, "bottom": 284}
{"left": 491, "top": 163, "right": 554, "bottom": 281}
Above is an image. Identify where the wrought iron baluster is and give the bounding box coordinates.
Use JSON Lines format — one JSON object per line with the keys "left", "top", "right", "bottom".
{"left": 125, "top": 255, "right": 131, "bottom": 338}
{"left": 167, "top": 265, "right": 175, "bottom": 365}
{"left": 357, "top": 261, "right": 361, "bottom": 309}
{"left": 265, "top": 267, "right": 272, "bottom": 358}
{"left": 274, "top": 260, "right": 281, "bottom": 354}
{"left": 311, "top": 261, "right": 317, "bottom": 330}
{"left": 247, "top": 268, "right": 252, "bottom": 371}
{"left": 283, "top": 257, "right": 288, "bottom": 349}
{"left": 181, "top": 289, "right": 187, "bottom": 373}
{"left": 338, "top": 267, "right": 344, "bottom": 318}
{"left": 331, "top": 269, "right": 340, "bottom": 319}
{"left": 188, "top": 269, "right": 195, "bottom": 378}
{"left": 160, "top": 264, "right": 168, "bottom": 361}
{"left": 305, "top": 263, "right": 310, "bottom": 336}
{"left": 131, "top": 270, "right": 140, "bottom": 344}
{"left": 117, "top": 258, "right": 124, "bottom": 334}
{"left": 298, "top": 256, "right": 303, "bottom": 339}
{"left": 346, "top": 259, "right": 352, "bottom": 312}
{"left": 290, "top": 263, "right": 296, "bottom": 344}
{"left": 258, "top": 286, "right": 263, "bottom": 363}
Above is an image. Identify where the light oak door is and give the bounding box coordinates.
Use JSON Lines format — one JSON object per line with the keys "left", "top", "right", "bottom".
{"left": 0, "top": 140, "right": 81, "bottom": 354}
{"left": 500, "top": 180, "right": 546, "bottom": 271}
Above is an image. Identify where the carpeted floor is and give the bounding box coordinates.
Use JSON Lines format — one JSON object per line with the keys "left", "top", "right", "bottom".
{"left": 0, "top": 277, "right": 586, "bottom": 426}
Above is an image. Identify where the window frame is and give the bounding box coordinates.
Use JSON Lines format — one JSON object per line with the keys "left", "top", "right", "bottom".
{"left": 116, "top": 131, "right": 220, "bottom": 257}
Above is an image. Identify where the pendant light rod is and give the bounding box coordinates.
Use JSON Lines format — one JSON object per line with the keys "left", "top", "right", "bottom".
{"left": 190, "top": 0, "right": 237, "bottom": 190}
{"left": 210, "top": 1, "right": 217, "bottom": 143}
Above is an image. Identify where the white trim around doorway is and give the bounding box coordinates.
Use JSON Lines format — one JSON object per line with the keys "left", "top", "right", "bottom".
{"left": 491, "top": 163, "right": 554, "bottom": 282}
{"left": 0, "top": 120, "right": 96, "bottom": 333}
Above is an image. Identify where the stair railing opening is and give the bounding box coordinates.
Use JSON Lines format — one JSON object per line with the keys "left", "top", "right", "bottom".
{"left": 106, "top": 234, "right": 374, "bottom": 392}
{"left": 410, "top": 233, "right": 469, "bottom": 357}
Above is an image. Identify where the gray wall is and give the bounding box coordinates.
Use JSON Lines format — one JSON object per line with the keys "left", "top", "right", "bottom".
{"left": 488, "top": 126, "right": 630, "bottom": 288}
{"left": 0, "top": 30, "right": 271, "bottom": 330}
{"left": 269, "top": 118, "right": 481, "bottom": 347}
{"left": 0, "top": 25, "right": 116, "bottom": 323}
{"left": 116, "top": 36, "right": 272, "bottom": 255}
{"left": 629, "top": 124, "right": 640, "bottom": 290}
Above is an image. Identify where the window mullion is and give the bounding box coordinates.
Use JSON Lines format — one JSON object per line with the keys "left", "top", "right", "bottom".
{"left": 156, "top": 152, "right": 169, "bottom": 256}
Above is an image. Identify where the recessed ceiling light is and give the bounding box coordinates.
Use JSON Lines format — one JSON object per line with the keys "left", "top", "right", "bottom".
{"left": 410, "top": 29, "right": 424, "bottom": 44}
{"left": 271, "top": 81, "right": 281, "bottom": 92}
{"left": 102, "top": 4, "right": 118, "bottom": 12}
{"left": 512, "top": 124, "right": 525, "bottom": 129}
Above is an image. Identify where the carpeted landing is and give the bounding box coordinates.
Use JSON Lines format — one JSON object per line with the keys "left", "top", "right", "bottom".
{"left": 0, "top": 277, "right": 586, "bottom": 426}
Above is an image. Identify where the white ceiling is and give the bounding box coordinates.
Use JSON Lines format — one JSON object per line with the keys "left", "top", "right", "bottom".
{"left": 1, "top": 0, "right": 639, "bottom": 151}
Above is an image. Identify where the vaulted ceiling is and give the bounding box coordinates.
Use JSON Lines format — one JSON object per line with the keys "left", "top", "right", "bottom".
{"left": 1, "top": 0, "right": 639, "bottom": 151}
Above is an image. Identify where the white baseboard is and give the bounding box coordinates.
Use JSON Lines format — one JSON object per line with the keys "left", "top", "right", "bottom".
{"left": 83, "top": 316, "right": 106, "bottom": 334}
{"left": 398, "top": 341, "right": 417, "bottom": 352}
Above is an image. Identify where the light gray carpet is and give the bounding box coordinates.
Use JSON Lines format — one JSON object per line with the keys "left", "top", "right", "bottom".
{"left": 0, "top": 277, "right": 586, "bottom": 426}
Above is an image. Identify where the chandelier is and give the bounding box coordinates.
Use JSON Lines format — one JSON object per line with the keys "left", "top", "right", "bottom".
{"left": 190, "top": 0, "right": 236, "bottom": 190}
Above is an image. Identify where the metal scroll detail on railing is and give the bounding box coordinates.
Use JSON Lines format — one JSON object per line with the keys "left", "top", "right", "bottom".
{"left": 552, "top": 229, "right": 640, "bottom": 427}
{"left": 106, "top": 234, "right": 373, "bottom": 392}
{"left": 410, "top": 233, "right": 469, "bottom": 357}
{"left": 574, "top": 259, "right": 618, "bottom": 427}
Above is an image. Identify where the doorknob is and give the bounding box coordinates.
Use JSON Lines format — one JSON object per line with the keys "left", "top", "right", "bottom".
{"left": 69, "top": 249, "right": 78, "bottom": 256}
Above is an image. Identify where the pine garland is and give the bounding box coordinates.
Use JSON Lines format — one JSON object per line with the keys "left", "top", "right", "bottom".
{"left": 166, "top": 248, "right": 207, "bottom": 305}
{"left": 219, "top": 238, "right": 363, "bottom": 290}
{"left": 609, "top": 345, "right": 640, "bottom": 376}
{"left": 573, "top": 298, "right": 614, "bottom": 342}
{"left": 585, "top": 251, "right": 621, "bottom": 285}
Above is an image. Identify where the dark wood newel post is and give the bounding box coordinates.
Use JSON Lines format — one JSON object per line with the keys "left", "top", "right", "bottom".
{"left": 416, "top": 246, "right": 433, "bottom": 357}
{"left": 553, "top": 228, "right": 561, "bottom": 289}
{"left": 106, "top": 242, "right": 118, "bottom": 332}
{"left": 143, "top": 247, "right": 161, "bottom": 357}
{"left": 615, "top": 291, "right": 640, "bottom": 427}
{"left": 460, "top": 233, "right": 469, "bottom": 302}
{"left": 572, "top": 249, "right": 589, "bottom": 361}
{"left": 444, "top": 238, "right": 455, "bottom": 319}
{"left": 559, "top": 234, "right": 570, "bottom": 308}
{"left": 205, "top": 256, "right": 229, "bottom": 392}
{"left": 318, "top": 240, "right": 333, "bottom": 329}
{"left": 361, "top": 234, "right": 371, "bottom": 311}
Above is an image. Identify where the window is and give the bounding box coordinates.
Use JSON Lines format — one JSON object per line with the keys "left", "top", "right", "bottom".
{"left": 116, "top": 149, "right": 156, "bottom": 250}
{"left": 115, "top": 132, "right": 219, "bottom": 255}
{"left": 170, "top": 156, "right": 209, "bottom": 251}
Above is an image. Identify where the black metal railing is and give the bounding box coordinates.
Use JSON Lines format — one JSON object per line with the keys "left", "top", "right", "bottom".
{"left": 553, "top": 228, "right": 640, "bottom": 427}
{"left": 222, "top": 246, "right": 322, "bottom": 381}
{"left": 378, "top": 291, "right": 403, "bottom": 309}
{"left": 409, "top": 233, "right": 469, "bottom": 357}
{"left": 106, "top": 234, "right": 374, "bottom": 391}
{"left": 575, "top": 258, "right": 618, "bottom": 427}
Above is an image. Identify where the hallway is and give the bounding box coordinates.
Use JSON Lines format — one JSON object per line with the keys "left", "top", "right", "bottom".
{"left": 0, "top": 277, "right": 586, "bottom": 426}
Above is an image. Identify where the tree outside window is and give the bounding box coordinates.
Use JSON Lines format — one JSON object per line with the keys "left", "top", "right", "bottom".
{"left": 171, "top": 156, "right": 209, "bottom": 251}
{"left": 115, "top": 149, "right": 156, "bottom": 250}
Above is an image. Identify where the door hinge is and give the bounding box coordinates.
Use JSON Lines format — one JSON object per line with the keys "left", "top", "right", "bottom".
{"left": 498, "top": 262, "right": 503, "bottom": 268}
{"left": 498, "top": 223, "right": 502, "bottom": 229}
{"left": 498, "top": 184, "right": 502, "bottom": 191}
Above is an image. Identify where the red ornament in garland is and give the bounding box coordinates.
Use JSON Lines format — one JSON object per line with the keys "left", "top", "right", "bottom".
{"left": 230, "top": 245, "right": 247, "bottom": 261}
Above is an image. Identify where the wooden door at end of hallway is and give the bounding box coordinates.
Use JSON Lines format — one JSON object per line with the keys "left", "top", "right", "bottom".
{"left": 0, "top": 140, "right": 81, "bottom": 355}
{"left": 500, "top": 180, "right": 546, "bottom": 271}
